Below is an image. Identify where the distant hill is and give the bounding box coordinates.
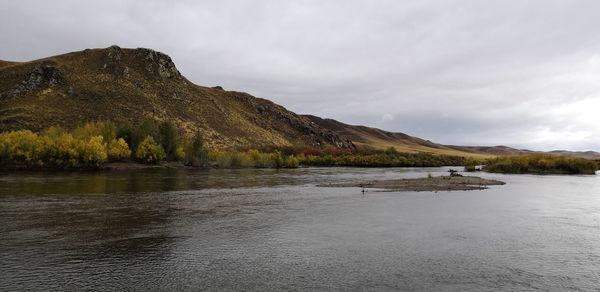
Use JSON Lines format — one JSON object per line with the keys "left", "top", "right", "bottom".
{"left": 303, "top": 115, "right": 599, "bottom": 159}
{"left": 547, "top": 150, "right": 600, "bottom": 160}
{"left": 304, "top": 115, "right": 498, "bottom": 158}
{"left": 0, "top": 46, "right": 353, "bottom": 150}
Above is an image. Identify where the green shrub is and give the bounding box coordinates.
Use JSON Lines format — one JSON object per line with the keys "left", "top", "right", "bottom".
{"left": 129, "top": 119, "right": 160, "bottom": 154}
{"left": 247, "top": 149, "right": 273, "bottom": 168}
{"left": 284, "top": 155, "right": 300, "bottom": 168}
{"left": 116, "top": 123, "right": 134, "bottom": 150}
{"left": 158, "top": 121, "right": 179, "bottom": 160}
{"left": 184, "top": 134, "right": 209, "bottom": 167}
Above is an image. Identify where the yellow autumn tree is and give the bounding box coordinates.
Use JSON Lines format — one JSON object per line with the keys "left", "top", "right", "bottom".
{"left": 0, "top": 130, "right": 47, "bottom": 166}
{"left": 46, "top": 132, "right": 79, "bottom": 167}
{"left": 135, "top": 136, "right": 165, "bottom": 164}
{"left": 77, "top": 136, "right": 108, "bottom": 166}
{"left": 107, "top": 138, "right": 132, "bottom": 161}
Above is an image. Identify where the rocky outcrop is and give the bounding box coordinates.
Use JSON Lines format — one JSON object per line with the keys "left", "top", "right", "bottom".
{"left": 135, "top": 47, "right": 181, "bottom": 79}
{"left": 0, "top": 64, "right": 63, "bottom": 100}
{"left": 101, "top": 45, "right": 182, "bottom": 80}
{"left": 107, "top": 45, "right": 123, "bottom": 61}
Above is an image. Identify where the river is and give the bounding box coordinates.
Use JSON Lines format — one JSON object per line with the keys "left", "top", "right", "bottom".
{"left": 1, "top": 167, "right": 599, "bottom": 291}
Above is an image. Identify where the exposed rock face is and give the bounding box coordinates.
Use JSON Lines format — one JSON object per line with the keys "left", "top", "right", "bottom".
{"left": 135, "top": 48, "right": 181, "bottom": 79}
{"left": 101, "top": 45, "right": 181, "bottom": 80}
{"left": 0, "top": 64, "right": 63, "bottom": 100}
{"left": 107, "top": 45, "right": 123, "bottom": 61}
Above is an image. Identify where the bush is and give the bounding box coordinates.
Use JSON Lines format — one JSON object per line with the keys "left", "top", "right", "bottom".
{"left": 72, "top": 121, "right": 116, "bottom": 143}
{"left": 0, "top": 130, "right": 47, "bottom": 166}
{"left": 284, "top": 155, "right": 300, "bottom": 168}
{"left": 128, "top": 119, "right": 160, "bottom": 154}
{"left": 77, "top": 136, "right": 108, "bottom": 167}
{"left": 184, "top": 134, "right": 209, "bottom": 167}
{"left": 486, "top": 154, "right": 598, "bottom": 174}
{"left": 175, "top": 146, "right": 185, "bottom": 161}
{"left": 116, "top": 123, "right": 134, "bottom": 150}
{"left": 107, "top": 138, "right": 132, "bottom": 161}
{"left": 296, "top": 150, "right": 470, "bottom": 167}
{"left": 44, "top": 132, "right": 79, "bottom": 167}
{"left": 247, "top": 149, "right": 273, "bottom": 167}
{"left": 158, "top": 121, "right": 179, "bottom": 160}
{"left": 135, "top": 136, "right": 166, "bottom": 164}
{"left": 0, "top": 130, "right": 111, "bottom": 168}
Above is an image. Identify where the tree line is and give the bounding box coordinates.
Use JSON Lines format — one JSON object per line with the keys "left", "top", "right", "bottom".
{"left": 0, "top": 120, "right": 208, "bottom": 169}
{"left": 4, "top": 120, "right": 595, "bottom": 173}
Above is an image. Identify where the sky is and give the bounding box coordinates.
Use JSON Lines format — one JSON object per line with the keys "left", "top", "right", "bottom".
{"left": 1, "top": 0, "right": 600, "bottom": 151}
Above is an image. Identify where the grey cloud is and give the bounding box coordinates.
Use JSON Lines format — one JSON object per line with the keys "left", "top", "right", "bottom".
{"left": 1, "top": 0, "right": 599, "bottom": 150}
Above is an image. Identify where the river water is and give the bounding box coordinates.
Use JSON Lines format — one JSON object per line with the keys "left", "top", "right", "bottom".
{"left": 1, "top": 167, "right": 599, "bottom": 291}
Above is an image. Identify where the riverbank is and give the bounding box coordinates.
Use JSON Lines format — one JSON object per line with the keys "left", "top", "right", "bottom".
{"left": 320, "top": 175, "right": 505, "bottom": 192}
{"left": 482, "top": 154, "right": 598, "bottom": 175}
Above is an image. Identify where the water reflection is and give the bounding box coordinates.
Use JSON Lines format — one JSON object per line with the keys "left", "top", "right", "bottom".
{"left": 1, "top": 168, "right": 599, "bottom": 290}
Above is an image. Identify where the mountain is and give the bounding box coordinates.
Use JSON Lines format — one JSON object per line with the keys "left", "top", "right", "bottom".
{"left": 0, "top": 46, "right": 353, "bottom": 150}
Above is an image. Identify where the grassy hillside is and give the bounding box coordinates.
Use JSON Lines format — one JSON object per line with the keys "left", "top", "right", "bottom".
{"left": 0, "top": 60, "right": 18, "bottom": 68}
{"left": 303, "top": 115, "right": 600, "bottom": 160}
{"left": 303, "top": 115, "right": 495, "bottom": 158}
{"left": 0, "top": 46, "right": 353, "bottom": 150}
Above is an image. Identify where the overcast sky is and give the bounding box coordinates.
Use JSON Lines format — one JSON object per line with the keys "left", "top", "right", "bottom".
{"left": 2, "top": 0, "right": 599, "bottom": 151}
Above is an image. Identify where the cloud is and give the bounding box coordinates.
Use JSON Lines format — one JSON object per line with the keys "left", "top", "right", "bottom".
{"left": 1, "top": 0, "right": 599, "bottom": 150}
{"left": 381, "top": 114, "right": 395, "bottom": 122}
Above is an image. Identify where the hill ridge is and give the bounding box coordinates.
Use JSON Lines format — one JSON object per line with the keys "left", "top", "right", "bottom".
{"left": 303, "top": 115, "right": 600, "bottom": 159}
{"left": 0, "top": 45, "right": 354, "bottom": 150}
{"left": 1, "top": 45, "right": 597, "bottom": 159}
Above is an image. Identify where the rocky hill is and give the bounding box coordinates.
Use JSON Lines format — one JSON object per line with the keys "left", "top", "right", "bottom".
{"left": 0, "top": 46, "right": 353, "bottom": 150}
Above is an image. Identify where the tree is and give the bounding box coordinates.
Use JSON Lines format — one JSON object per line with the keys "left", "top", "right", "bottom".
{"left": 108, "top": 138, "right": 132, "bottom": 161}
{"left": 135, "top": 136, "right": 165, "bottom": 164}
{"left": 158, "top": 121, "right": 179, "bottom": 160}
{"left": 184, "top": 134, "right": 209, "bottom": 167}
{"left": 77, "top": 136, "right": 108, "bottom": 167}
{"left": 116, "top": 123, "right": 134, "bottom": 150}
{"left": 129, "top": 119, "right": 160, "bottom": 154}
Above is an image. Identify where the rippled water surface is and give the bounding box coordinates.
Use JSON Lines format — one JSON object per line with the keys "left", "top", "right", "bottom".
{"left": 1, "top": 167, "right": 599, "bottom": 291}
